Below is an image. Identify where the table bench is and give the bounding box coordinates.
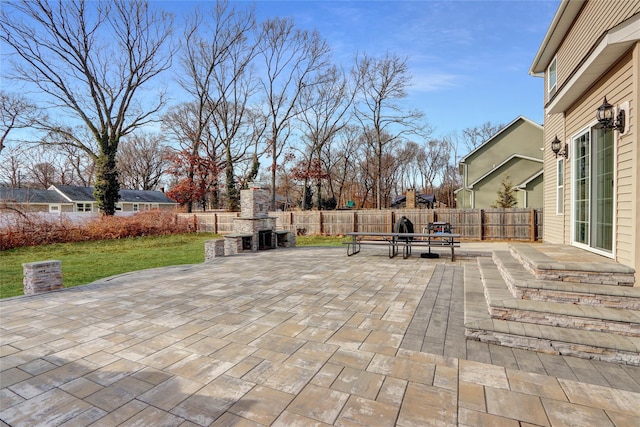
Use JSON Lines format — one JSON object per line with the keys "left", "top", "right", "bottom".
{"left": 344, "top": 231, "right": 461, "bottom": 261}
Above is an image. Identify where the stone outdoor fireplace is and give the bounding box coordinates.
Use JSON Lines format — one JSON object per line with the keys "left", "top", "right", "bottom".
{"left": 205, "top": 185, "right": 294, "bottom": 258}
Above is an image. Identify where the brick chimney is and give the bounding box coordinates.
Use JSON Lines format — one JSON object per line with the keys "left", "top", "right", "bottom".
{"left": 406, "top": 188, "right": 416, "bottom": 209}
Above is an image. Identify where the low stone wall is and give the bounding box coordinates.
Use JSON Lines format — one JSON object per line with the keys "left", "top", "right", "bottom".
{"left": 23, "top": 260, "right": 63, "bottom": 295}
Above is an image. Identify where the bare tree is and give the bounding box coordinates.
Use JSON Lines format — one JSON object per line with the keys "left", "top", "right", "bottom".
{"left": 461, "top": 121, "right": 505, "bottom": 152}
{"left": 353, "top": 52, "right": 430, "bottom": 209}
{"left": 1, "top": 0, "right": 173, "bottom": 214}
{"left": 117, "top": 133, "right": 169, "bottom": 191}
{"left": 0, "top": 145, "right": 27, "bottom": 187}
{"left": 0, "top": 91, "right": 43, "bottom": 154}
{"left": 174, "top": 2, "right": 260, "bottom": 212}
{"left": 163, "top": 102, "right": 222, "bottom": 211}
{"left": 297, "top": 65, "right": 355, "bottom": 209}
{"left": 41, "top": 128, "right": 97, "bottom": 186}
{"left": 257, "top": 17, "right": 331, "bottom": 210}
{"left": 417, "top": 138, "right": 450, "bottom": 191}
{"left": 322, "top": 124, "right": 363, "bottom": 208}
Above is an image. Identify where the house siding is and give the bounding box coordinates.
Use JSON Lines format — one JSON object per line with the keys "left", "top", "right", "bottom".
{"left": 562, "top": 49, "right": 635, "bottom": 267}
{"left": 633, "top": 43, "right": 640, "bottom": 284}
{"left": 542, "top": 112, "right": 566, "bottom": 244}
{"left": 551, "top": 1, "right": 640, "bottom": 105}
{"left": 465, "top": 120, "right": 543, "bottom": 184}
{"left": 472, "top": 158, "right": 542, "bottom": 208}
{"left": 526, "top": 174, "right": 544, "bottom": 208}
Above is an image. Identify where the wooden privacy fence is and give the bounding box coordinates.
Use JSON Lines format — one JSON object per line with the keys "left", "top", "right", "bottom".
{"left": 181, "top": 208, "right": 543, "bottom": 241}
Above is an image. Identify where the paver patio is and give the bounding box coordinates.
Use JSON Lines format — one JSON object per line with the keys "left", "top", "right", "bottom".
{"left": 1, "top": 246, "right": 639, "bottom": 426}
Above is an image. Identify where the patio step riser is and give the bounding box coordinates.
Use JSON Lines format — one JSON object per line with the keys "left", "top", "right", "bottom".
{"left": 487, "top": 307, "right": 640, "bottom": 337}
{"left": 520, "top": 291, "right": 640, "bottom": 310}
{"left": 493, "top": 252, "right": 640, "bottom": 309}
{"left": 468, "top": 255, "right": 640, "bottom": 366}
{"left": 465, "top": 329, "right": 640, "bottom": 366}
{"left": 510, "top": 247, "right": 635, "bottom": 286}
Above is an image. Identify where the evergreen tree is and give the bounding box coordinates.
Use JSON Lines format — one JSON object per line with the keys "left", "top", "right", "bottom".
{"left": 492, "top": 175, "right": 517, "bottom": 208}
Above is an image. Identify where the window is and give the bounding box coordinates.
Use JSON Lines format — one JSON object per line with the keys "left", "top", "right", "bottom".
{"left": 556, "top": 157, "right": 564, "bottom": 214}
{"left": 133, "top": 204, "right": 139, "bottom": 212}
{"left": 548, "top": 57, "right": 557, "bottom": 95}
{"left": 77, "top": 203, "right": 92, "bottom": 212}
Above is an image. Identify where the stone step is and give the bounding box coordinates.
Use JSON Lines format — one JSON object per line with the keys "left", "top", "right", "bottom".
{"left": 509, "top": 243, "right": 635, "bottom": 286}
{"left": 463, "top": 262, "right": 640, "bottom": 366}
{"left": 493, "top": 250, "right": 640, "bottom": 310}
{"left": 478, "top": 258, "right": 640, "bottom": 336}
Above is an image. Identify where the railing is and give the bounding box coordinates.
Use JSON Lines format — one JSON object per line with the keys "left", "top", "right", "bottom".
{"left": 182, "top": 207, "right": 543, "bottom": 242}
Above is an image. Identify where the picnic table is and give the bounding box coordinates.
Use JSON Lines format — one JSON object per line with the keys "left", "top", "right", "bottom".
{"left": 344, "top": 229, "right": 461, "bottom": 261}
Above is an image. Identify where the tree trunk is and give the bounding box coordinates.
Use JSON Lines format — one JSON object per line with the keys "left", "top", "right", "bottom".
{"left": 93, "top": 138, "right": 120, "bottom": 216}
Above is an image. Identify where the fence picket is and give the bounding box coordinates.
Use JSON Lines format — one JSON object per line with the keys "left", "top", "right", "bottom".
{"left": 182, "top": 208, "right": 542, "bottom": 241}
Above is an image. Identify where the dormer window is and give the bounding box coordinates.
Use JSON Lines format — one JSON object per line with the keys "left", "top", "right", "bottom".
{"left": 548, "top": 57, "right": 557, "bottom": 96}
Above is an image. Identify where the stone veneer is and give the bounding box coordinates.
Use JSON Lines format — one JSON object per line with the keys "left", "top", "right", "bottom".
{"left": 23, "top": 260, "right": 63, "bottom": 295}
{"left": 212, "top": 186, "right": 295, "bottom": 258}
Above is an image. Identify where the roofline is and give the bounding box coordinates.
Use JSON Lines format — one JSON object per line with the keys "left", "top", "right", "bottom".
{"left": 459, "top": 116, "right": 543, "bottom": 164}
{"left": 529, "top": 0, "right": 586, "bottom": 75}
{"left": 48, "top": 185, "right": 75, "bottom": 202}
{"left": 468, "top": 155, "right": 543, "bottom": 188}
{"left": 515, "top": 169, "right": 544, "bottom": 188}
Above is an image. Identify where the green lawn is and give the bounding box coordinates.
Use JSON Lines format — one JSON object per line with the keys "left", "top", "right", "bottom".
{"left": 0, "top": 233, "right": 345, "bottom": 299}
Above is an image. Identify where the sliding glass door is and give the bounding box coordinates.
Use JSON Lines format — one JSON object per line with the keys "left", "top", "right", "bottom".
{"left": 572, "top": 127, "right": 614, "bottom": 253}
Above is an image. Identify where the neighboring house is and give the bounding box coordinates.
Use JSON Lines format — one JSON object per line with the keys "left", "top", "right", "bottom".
{"left": 529, "top": 0, "right": 639, "bottom": 280}
{"left": 0, "top": 185, "right": 177, "bottom": 213}
{"left": 0, "top": 187, "right": 71, "bottom": 212}
{"left": 456, "top": 116, "right": 544, "bottom": 208}
{"left": 391, "top": 189, "right": 436, "bottom": 209}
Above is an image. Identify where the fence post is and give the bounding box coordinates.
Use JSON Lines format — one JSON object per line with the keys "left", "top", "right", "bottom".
{"left": 214, "top": 213, "right": 218, "bottom": 234}
{"left": 389, "top": 211, "right": 395, "bottom": 233}
{"left": 529, "top": 208, "right": 535, "bottom": 241}
{"left": 193, "top": 214, "right": 197, "bottom": 232}
{"left": 319, "top": 211, "right": 324, "bottom": 235}
{"left": 479, "top": 209, "right": 484, "bottom": 240}
{"left": 353, "top": 211, "right": 358, "bottom": 233}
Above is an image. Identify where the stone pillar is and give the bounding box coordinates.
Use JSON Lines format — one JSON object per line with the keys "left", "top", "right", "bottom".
{"left": 406, "top": 188, "right": 417, "bottom": 209}
{"left": 205, "top": 239, "right": 225, "bottom": 260}
{"left": 23, "top": 260, "right": 63, "bottom": 295}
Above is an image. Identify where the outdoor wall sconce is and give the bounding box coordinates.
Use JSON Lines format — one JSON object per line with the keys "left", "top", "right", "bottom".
{"left": 550, "top": 135, "right": 568, "bottom": 159}
{"left": 596, "top": 96, "right": 625, "bottom": 133}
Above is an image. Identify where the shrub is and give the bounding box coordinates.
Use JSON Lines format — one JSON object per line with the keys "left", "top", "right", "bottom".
{"left": 0, "top": 210, "right": 195, "bottom": 250}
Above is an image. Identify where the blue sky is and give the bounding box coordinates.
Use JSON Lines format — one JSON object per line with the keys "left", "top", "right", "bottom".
{"left": 236, "top": 0, "right": 560, "bottom": 138}
{"left": 2, "top": 0, "right": 561, "bottom": 145}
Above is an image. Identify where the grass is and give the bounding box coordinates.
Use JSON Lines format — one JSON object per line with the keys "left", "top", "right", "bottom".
{"left": 296, "top": 235, "right": 345, "bottom": 246}
{"left": 0, "top": 233, "right": 346, "bottom": 299}
{"left": 0, "top": 233, "right": 218, "bottom": 299}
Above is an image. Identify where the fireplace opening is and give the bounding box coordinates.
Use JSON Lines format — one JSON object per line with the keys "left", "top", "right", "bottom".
{"left": 258, "top": 230, "right": 272, "bottom": 250}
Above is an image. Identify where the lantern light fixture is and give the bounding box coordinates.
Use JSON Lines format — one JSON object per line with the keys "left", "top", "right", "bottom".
{"left": 550, "top": 135, "right": 568, "bottom": 159}
{"left": 596, "top": 96, "right": 625, "bottom": 133}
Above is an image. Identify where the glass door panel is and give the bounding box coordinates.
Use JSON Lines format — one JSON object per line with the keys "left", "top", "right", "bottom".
{"left": 573, "top": 132, "right": 590, "bottom": 245}
{"left": 592, "top": 128, "right": 613, "bottom": 251}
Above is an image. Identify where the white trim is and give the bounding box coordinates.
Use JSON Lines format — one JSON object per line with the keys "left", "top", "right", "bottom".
{"left": 556, "top": 157, "right": 564, "bottom": 215}
{"left": 458, "top": 116, "right": 543, "bottom": 163}
{"left": 530, "top": 0, "right": 586, "bottom": 75}
{"left": 547, "top": 14, "right": 640, "bottom": 115}
{"left": 515, "top": 169, "right": 544, "bottom": 189}
{"left": 468, "top": 154, "right": 543, "bottom": 188}
{"left": 547, "top": 56, "right": 557, "bottom": 95}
